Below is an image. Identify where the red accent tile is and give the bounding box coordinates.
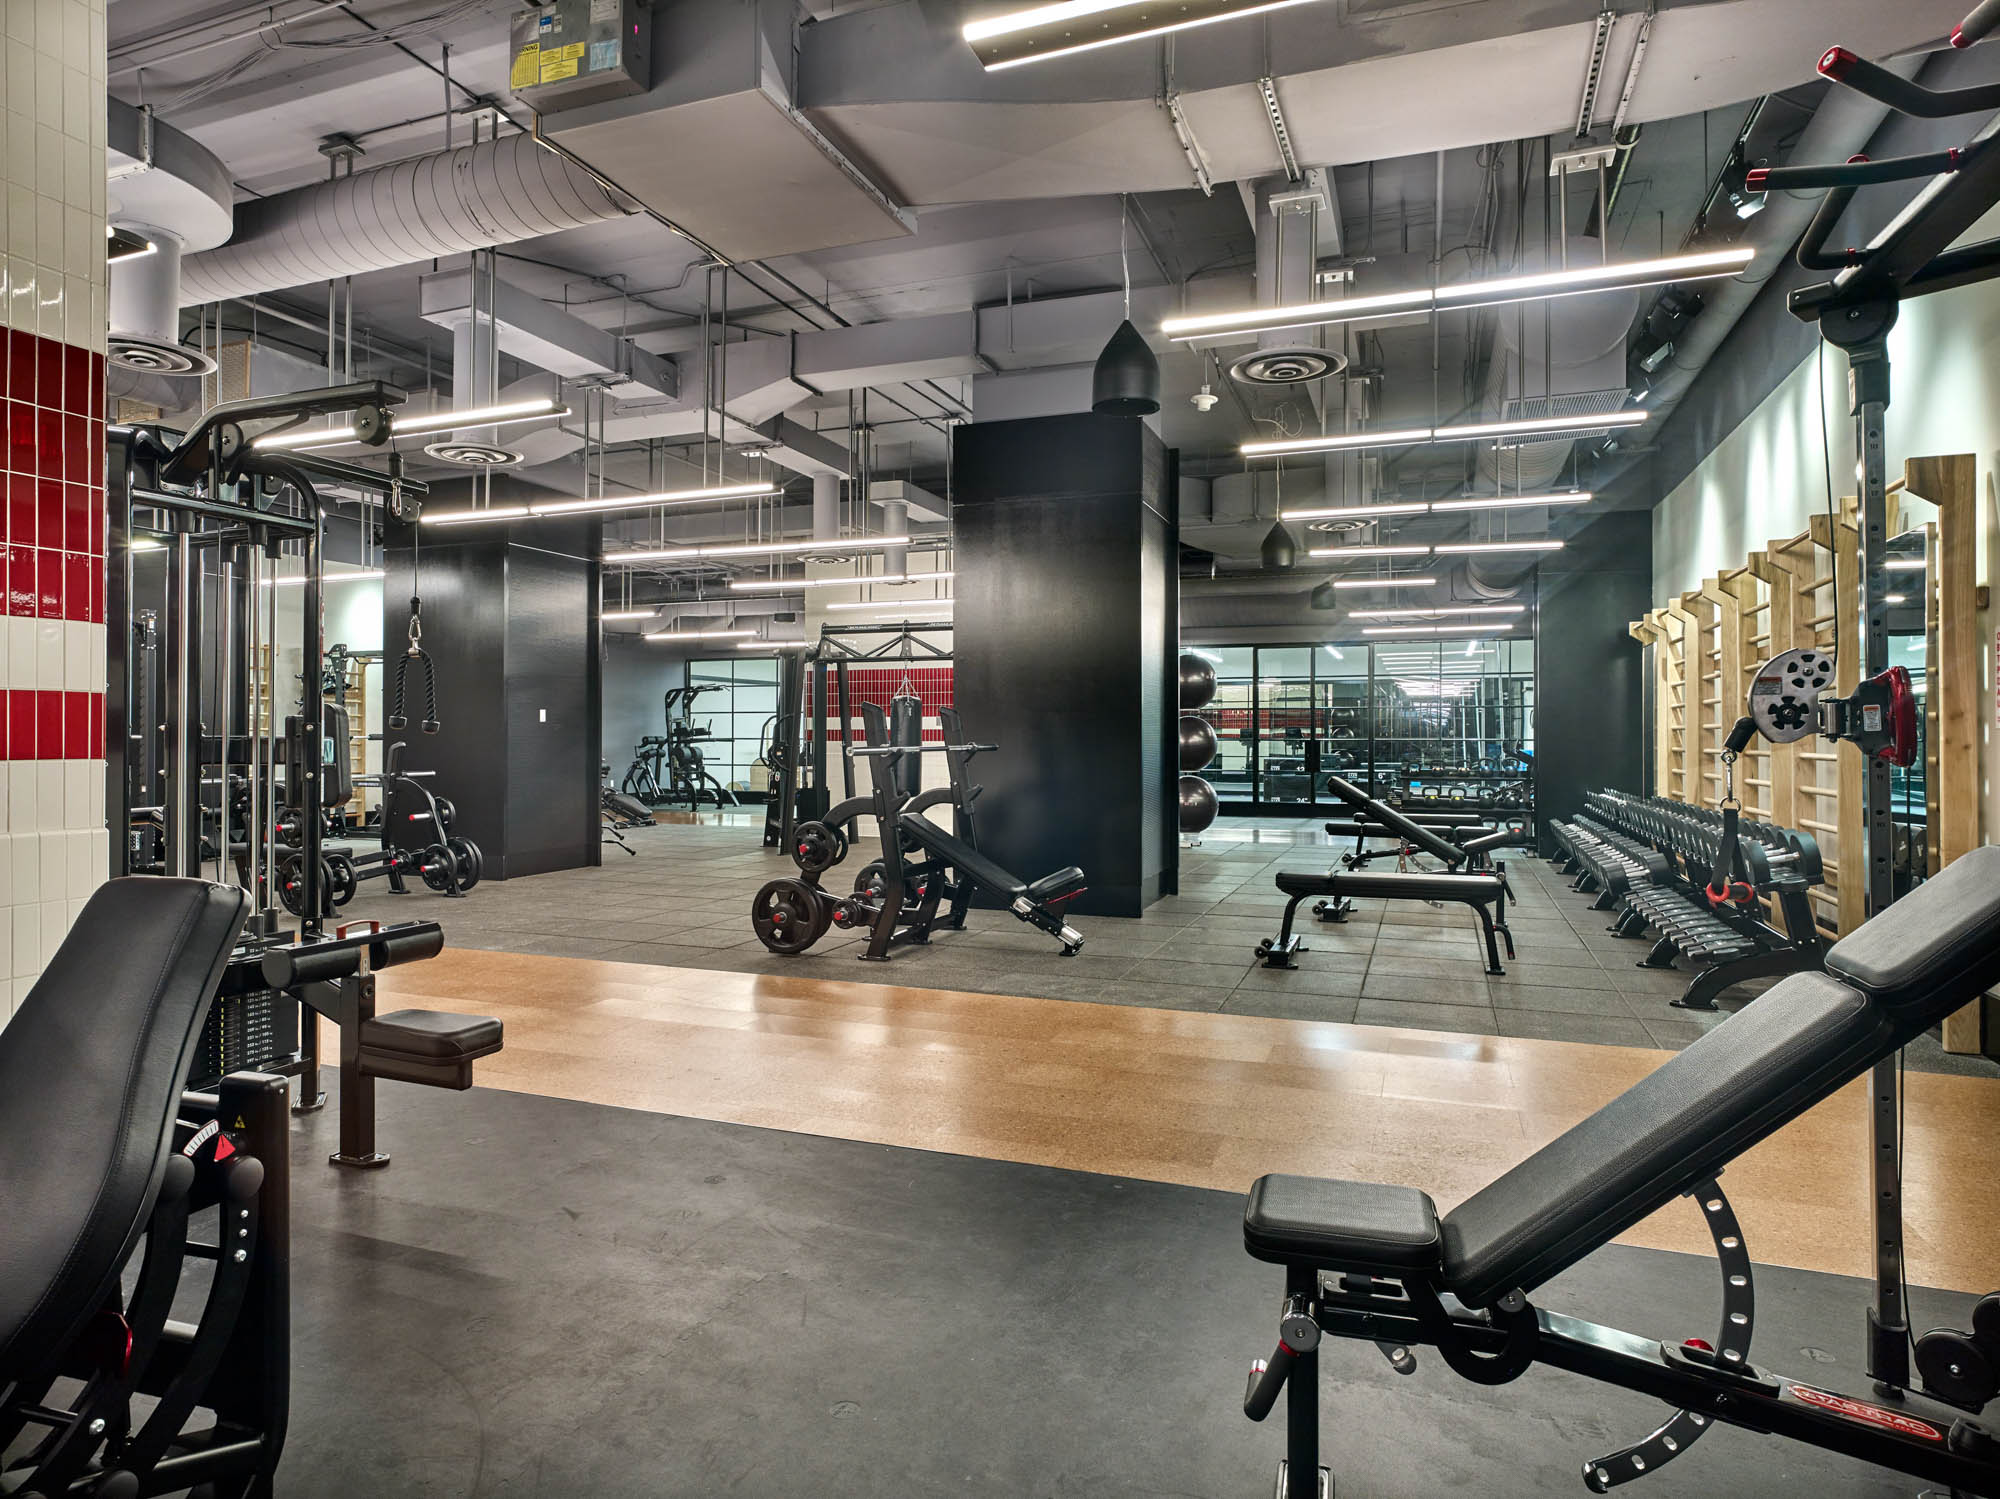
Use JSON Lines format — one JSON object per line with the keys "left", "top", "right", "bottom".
{"left": 87, "top": 420, "right": 104, "bottom": 486}
{"left": 87, "top": 354, "right": 104, "bottom": 421}
{"left": 61, "top": 414, "right": 85, "bottom": 482}
{"left": 4, "top": 547, "right": 30, "bottom": 617}
{"left": 7, "top": 401, "right": 34, "bottom": 474}
{"left": 7, "top": 335, "right": 32, "bottom": 408}
{"left": 36, "top": 689, "right": 59, "bottom": 761}
{"left": 9, "top": 473, "right": 33, "bottom": 547}
{"left": 62, "top": 691, "right": 86, "bottom": 758}
{"left": 64, "top": 552, "right": 91, "bottom": 624}
{"left": 36, "top": 481, "right": 61, "bottom": 554}
{"left": 87, "top": 487, "right": 103, "bottom": 556}
{"left": 36, "top": 548, "right": 60, "bottom": 618}
{"left": 63, "top": 348, "right": 88, "bottom": 416}
{"left": 89, "top": 692, "right": 103, "bottom": 758}
{"left": 36, "top": 340, "right": 61, "bottom": 416}
{"left": 62, "top": 484, "right": 87, "bottom": 554}
{"left": 35, "top": 408, "right": 61, "bottom": 481}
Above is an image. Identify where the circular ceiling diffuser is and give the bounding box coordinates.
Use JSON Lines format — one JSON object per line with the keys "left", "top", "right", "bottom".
{"left": 1228, "top": 345, "right": 1347, "bottom": 387}
{"left": 1306, "top": 516, "right": 1373, "bottom": 535}
{"left": 422, "top": 439, "right": 522, "bottom": 467}
{"left": 108, "top": 335, "right": 216, "bottom": 377}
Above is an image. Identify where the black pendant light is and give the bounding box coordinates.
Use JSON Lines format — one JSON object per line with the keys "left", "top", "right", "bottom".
{"left": 1092, "top": 197, "right": 1160, "bottom": 415}
{"left": 1310, "top": 579, "right": 1337, "bottom": 609}
{"left": 1092, "top": 319, "right": 1160, "bottom": 415}
{"left": 1261, "top": 519, "right": 1298, "bottom": 570}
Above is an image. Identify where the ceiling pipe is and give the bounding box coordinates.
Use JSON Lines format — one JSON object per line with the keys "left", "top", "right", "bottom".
{"left": 1614, "top": 55, "right": 1919, "bottom": 445}
{"left": 178, "top": 133, "right": 636, "bottom": 306}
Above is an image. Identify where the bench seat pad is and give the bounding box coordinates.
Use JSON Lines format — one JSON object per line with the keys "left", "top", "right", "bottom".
{"left": 1245, "top": 1175, "right": 1442, "bottom": 1270}
{"left": 1278, "top": 869, "right": 1504, "bottom": 904}
{"left": 361, "top": 1009, "right": 503, "bottom": 1059}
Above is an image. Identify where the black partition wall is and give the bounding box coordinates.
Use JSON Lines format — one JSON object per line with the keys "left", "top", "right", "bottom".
{"left": 951, "top": 413, "right": 1178, "bottom": 917}
{"left": 381, "top": 517, "right": 603, "bottom": 879}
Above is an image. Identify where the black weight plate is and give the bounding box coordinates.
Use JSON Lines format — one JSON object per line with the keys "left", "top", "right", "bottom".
{"left": 447, "top": 837, "right": 482, "bottom": 892}
{"left": 435, "top": 797, "right": 457, "bottom": 832}
{"left": 420, "top": 843, "right": 460, "bottom": 893}
{"left": 327, "top": 852, "right": 358, "bottom": 908}
{"left": 752, "top": 877, "right": 825, "bottom": 955}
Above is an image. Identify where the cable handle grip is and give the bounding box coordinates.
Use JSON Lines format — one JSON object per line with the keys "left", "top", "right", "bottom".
{"left": 1723, "top": 716, "right": 1759, "bottom": 755}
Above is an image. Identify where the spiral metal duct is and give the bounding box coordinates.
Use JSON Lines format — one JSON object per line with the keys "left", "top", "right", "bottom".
{"left": 179, "top": 134, "right": 635, "bottom": 306}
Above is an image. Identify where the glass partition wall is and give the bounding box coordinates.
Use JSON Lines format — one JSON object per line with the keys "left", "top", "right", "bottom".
{"left": 1193, "top": 638, "right": 1535, "bottom": 815}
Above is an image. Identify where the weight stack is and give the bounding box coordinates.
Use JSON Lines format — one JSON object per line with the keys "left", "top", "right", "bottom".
{"left": 187, "top": 987, "right": 299, "bottom": 1090}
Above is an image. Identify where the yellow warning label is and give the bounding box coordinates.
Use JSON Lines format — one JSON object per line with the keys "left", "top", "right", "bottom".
{"left": 540, "top": 49, "right": 580, "bottom": 82}
{"left": 510, "top": 44, "right": 540, "bottom": 89}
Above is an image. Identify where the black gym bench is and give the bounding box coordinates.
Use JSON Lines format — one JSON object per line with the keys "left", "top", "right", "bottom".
{"left": 1238, "top": 844, "right": 2000, "bottom": 1498}
{"left": 1, "top": 879, "right": 290, "bottom": 1499}
{"left": 894, "top": 810, "right": 1087, "bottom": 956}
{"left": 1257, "top": 774, "right": 1517, "bottom": 974}
{"left": 257, "top": 919, "right": 503, "bottom": 1169}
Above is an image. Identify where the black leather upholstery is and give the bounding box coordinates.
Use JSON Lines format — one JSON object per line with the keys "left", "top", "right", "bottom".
{"left": 1824, "top": 844, "right": 2000, "bottom": 1003}
{"left": 0, "top": 879, "right": 249, "bottom": 1382}
{"left": 1278, "top": 869, "right": 1505, "bottom": 904}
{"left": 1323, "top": 775, "right": 1465, "bottom": 866}
{"left": 1460, "top": 829, "right": 1527, "bottom": 856}
{"left": 1025, "top": 867, "right": 1086, "bottom": 903}
{"left": 1442, "top": 971, "right": 1891, "bottom": 1307}
{"left": 361, "top": 1009, "right": 503, "bottom": 1059}
{"left": 1245, "top": 1175, "right": 1442, "bottom": 1270}
{"left": 898, "top": 812, "right": 1028, "bottom": 899}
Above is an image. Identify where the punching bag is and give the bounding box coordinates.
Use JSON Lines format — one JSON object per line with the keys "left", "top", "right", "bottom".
{"left": 889, "top": 690, "right": 923, "bottom": 799}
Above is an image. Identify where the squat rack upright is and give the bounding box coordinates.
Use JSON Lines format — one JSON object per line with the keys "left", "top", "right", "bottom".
{"left": 1748, "top": 26, "right": 2000, "bottom": 1392}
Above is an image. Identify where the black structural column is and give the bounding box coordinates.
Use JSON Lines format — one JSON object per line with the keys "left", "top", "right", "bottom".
{"left": 1532, "top": 510, "right": 1651, "bottom": 854}
{"left": 951, "top": 413, "right": 1178, "bottom": 917}
{"left": 381, "top": 516, "right": 603, "bottom": 879}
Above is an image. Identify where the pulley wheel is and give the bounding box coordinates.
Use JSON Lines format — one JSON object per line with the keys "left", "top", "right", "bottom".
{"left": 752, "top": 878, "right": 828, "bottom": 954}
{"left": 447, "top": 837, "right": 483, "bottom": 892}
{"left": 419, "top": 843, "right": 461, "bottom": 893}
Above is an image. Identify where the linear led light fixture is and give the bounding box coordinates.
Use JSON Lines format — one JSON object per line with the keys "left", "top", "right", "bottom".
{"left": 425, "top": 482, "right": 779, "bottom": 527}
{"left": 602, "top": 609, "right": 658, "bottom": 622}
{"left": 613, "top": 535, "right": 910, "bottom": 565}
{"left": 735, "top": 640, "right": 811, "bottom": 650}
{"left": 1163, "top": 248, "right": 1755, "bottom": 343}
{"left": 823, "top": 599, "right": 954, "bottom": 612}
{"left": 263, "top": 568, "right": 386, "bottom": 587}
{"left": 1308, "top": 544, "right": 1433, "bottom": 559}
{"left": 1329, "top": 576, "right": 1435, "bottom": 590}
{"left": 254, "top": 397, "right": 568, "bottom": 452}
{"left": 1364, "top": 624, "right": 1516, "bottom": 637}
{"left": 645, "top": 628, "right": 756, "bottom": 641}
{"left": 962, "top": 0, "right": 1329, "bottom": 72}
{"left": 1283, "top": 492, "right": 1591, "bottom": 522}
{"left": 1349, "top": 605, "right": 1526, "bottom": 620}
{"left": 728, "top": 572, "right": 917, "bottom": 593}
{"left": 1248, "top": 412, "right": 1644, "bottom": 460}
{"left": 1433, "top": 540, "right": 1564, "bottom": 555}
{"left": 1882, "top": 557, "right": 1926, "bottom": 571}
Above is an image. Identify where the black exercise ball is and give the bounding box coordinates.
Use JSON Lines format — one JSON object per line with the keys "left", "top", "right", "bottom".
{"left": 1179, "top": 652, "right": 1217, "bottom": 710}
{"left": 1178, "top": 773, "right": 1219, "bottom": 834}
{"left": 1178, "top": 713, "right": 1218, "bottom": 771}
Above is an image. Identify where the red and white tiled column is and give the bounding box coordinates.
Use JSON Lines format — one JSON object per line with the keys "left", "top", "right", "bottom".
{"left": 1, "top": 0, "right": 110, "bottom": 1021}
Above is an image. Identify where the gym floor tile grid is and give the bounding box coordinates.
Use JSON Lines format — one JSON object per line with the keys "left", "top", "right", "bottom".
{"left": 271, "top": 1082, "right": 1980, "bottom": 1499}
{"left": 346, "top": 816, "right": 1995, "bottom": 1076}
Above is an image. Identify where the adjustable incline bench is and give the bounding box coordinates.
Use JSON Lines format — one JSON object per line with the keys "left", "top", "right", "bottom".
{"left": 1238, "top": 845, "right": 2000, "bottom": 1498}
{"left": 1, "top": 879, "right": 290, "bottom": 1499}
{"left": 1257, "top": 773, "right": 1518, "bottom": 975}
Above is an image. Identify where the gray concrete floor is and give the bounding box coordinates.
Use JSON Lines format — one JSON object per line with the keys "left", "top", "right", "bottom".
{"left": 342, "top": 815, "right": 1995, "bottom": 1074}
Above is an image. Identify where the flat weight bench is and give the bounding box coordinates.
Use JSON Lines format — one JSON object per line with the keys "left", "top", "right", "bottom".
{"left": 1239, "top": 845, "right": 2000, "bottom": 1499}
{"left": 1259, "top": 867, "right": 1515, "bottom": 974}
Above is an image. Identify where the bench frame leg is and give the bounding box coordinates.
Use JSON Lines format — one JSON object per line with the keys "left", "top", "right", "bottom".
{"left": 331, "top": 974, "right": 389, "bottom": 1169}
{"left": 1674, "top": 945, "right": 1824, "bottom": 1012}
{"left": 1281, "top": 1263, "right": 1323, "bottom": 1499}
{"left": 1473, "top": 901, "right": 1508, "bottom": 976}
{"left": 1258, "top": 894, "right": 1314, "bottom": 969}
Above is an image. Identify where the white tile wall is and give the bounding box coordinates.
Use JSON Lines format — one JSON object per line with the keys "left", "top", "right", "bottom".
{"left": 0, "top": 0, "right": 106, "bottom": 1032}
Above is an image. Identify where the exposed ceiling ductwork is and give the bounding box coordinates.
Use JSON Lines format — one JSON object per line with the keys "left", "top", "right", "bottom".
{"left": 178, "top": 133, "right": 635, "bottom": 306}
